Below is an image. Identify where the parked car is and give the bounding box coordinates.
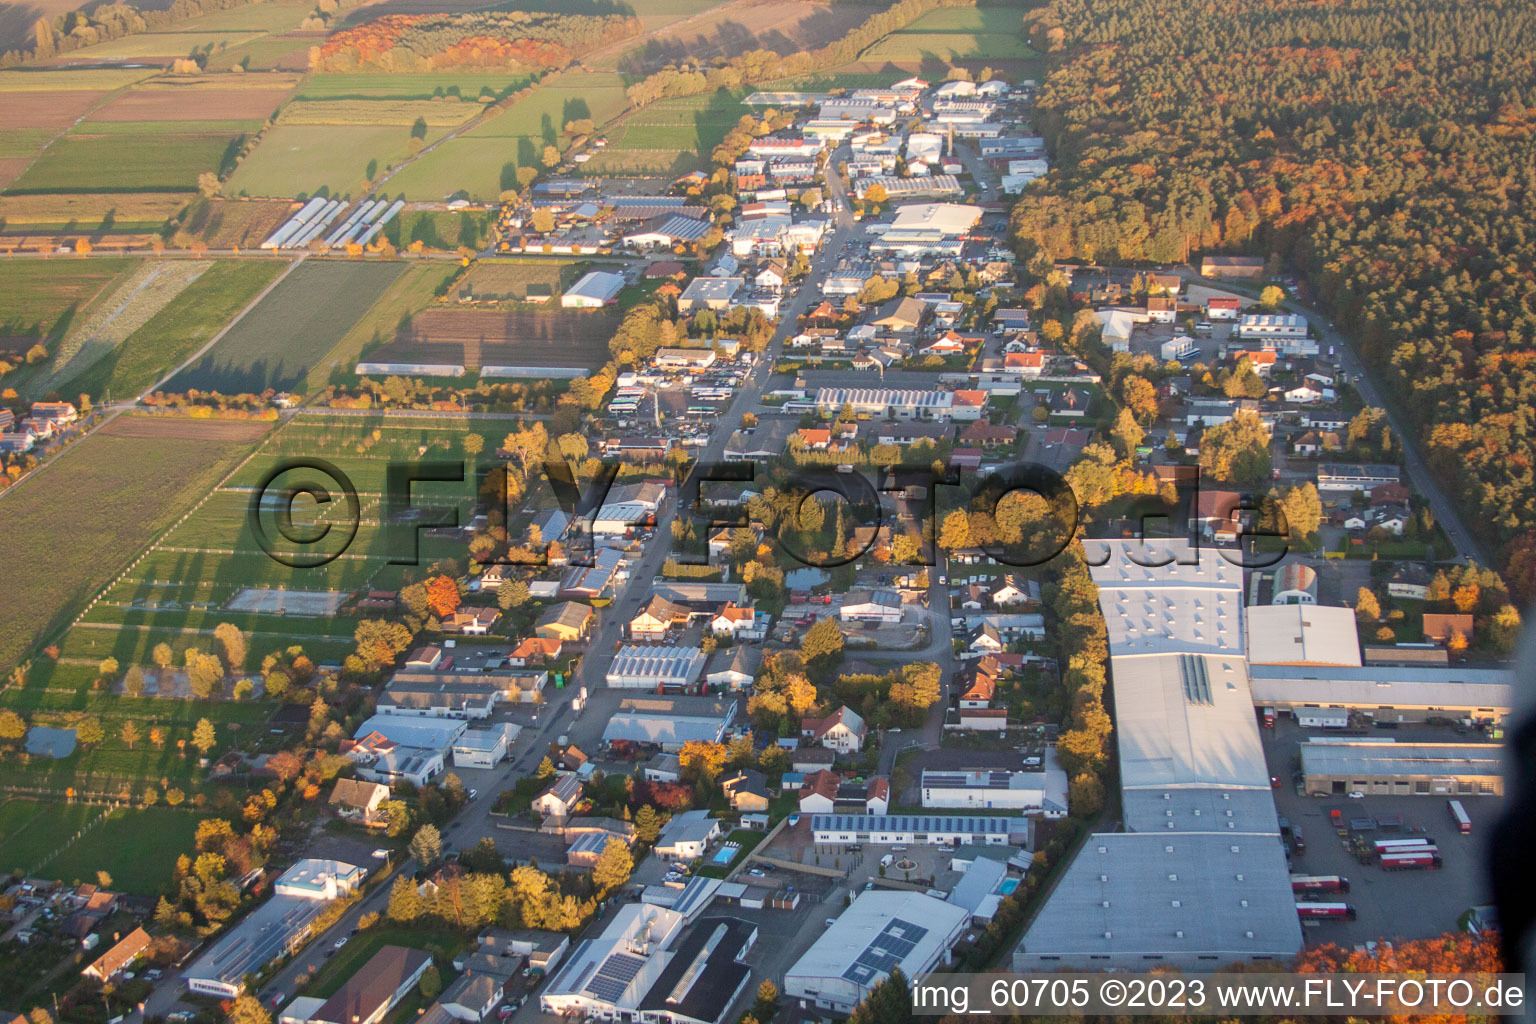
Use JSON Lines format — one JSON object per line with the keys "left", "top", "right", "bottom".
{"left": 334, "top": 936, "right": 349, "bottom": 950}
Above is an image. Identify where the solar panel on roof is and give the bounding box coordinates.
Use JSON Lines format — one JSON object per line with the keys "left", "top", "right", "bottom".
{"left": 585, "top": 952, "right": 645, "bottom": 1002}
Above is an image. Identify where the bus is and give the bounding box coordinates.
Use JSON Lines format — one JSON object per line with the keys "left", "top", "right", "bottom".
{"left": 1291, "top": 875, "right": 1350, "bottom": 894}
{"left": 1448, "top": 799, "right": 1472, "bottom": 835}
{"left": 1297, "top": 902, "right": 1356, "bottom": 920}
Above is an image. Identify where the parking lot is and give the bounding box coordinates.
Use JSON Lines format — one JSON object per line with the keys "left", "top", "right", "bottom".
{"left": 1262, "top": 718, "right": 1496, "bottom": 946}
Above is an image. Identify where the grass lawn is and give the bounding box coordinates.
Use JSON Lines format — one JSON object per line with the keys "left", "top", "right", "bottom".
{"left": 0, "top": 426, "right": 259, "bottom": 673}
{"left": 164, "top": 259, "right": 406, "bottom": 394}
{"left": 63, "top": 258, "right": 289, "bottom": 400}
{"left": 226, "top": 124, "right": 452, "bottom": 199}
{"left": 0, "top": 801, "right": 105, "bottom": 876}
{"left": 0, "top": 68, "right": 157, "bottom": 92}
{"left": 44, "top": 805, "right": 209, "bottom": 893}
{"left": 304, "top": 925, "right": 471, "bottom": 998}
{"left": 6, "top": 131, "right": 244, "bottom": 193}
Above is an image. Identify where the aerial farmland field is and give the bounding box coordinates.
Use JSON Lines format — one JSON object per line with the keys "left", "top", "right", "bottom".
{"left": 383, "top": 72, "right": 628, "bottom": 200}
{"left": 225, "top": 123, "right": 454, "bottom": 199}
{"left": 5, "top": 129, "right": 246, "bottom": 193}
{"left": 64, "top": 258, "right": 289, "bottom": 400}
{"left": 0, "top": 415, "right": 263, "bottom": 675}
{"left": 295, "top": 73, "right": 534, "bottom": 101}
{"left": 366, "top": 307, "right": 619, "bottom": 374}
{"left": 162, "top": 259, "right": 407, "bottom": 394}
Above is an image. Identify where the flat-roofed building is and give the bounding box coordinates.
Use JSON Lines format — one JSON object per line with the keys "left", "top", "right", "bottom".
{"left": 1250, "top": 663, "right": 1512, "bottom": 727}
{"left": 601, "top": 695, "right": 736, "bottom": 751}
{"left": 1300, "top": 740, "right": 1503, "bottom": 797}
{"left": 784, "top": 892, "right": 969, "bottom": 1014}
{"left": 184, "top": 861, "right": 363, "bottom": 997}
{"left": 1015, "top": 539, "right": 1301, "bottom": 970}
{"left": 1316, "top": 463, "right": 1400, "bottom": 493}
{"left": 606, "top": 645, "right": 707, "bottom": 690}
{"left": 1245, "top": 605, "right": 1361, "bottom": 667}
{"left": 562, "top": 271, "right": 625, "bottom": 308}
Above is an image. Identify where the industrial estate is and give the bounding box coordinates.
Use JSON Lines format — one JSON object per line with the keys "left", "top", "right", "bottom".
{"left": 0, "top": 0, "right": 1524, "bottom": 1021}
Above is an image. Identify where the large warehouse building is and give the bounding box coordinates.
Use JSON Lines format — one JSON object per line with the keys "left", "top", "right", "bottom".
{"left": 1244, "top": 604, "right": 1361, "bottom": 667}
{"left": 1015, "top": 539, "right": 1302, "bottom": 970}
{"left": 605, "top": 645, "right": 707, "bottom": 690}
{"left": 601, "top": 695, "right": 737, "bottom": 751}
{"left": 1248, "top": 664, "right": 1512, "bottom": 727}
{"left": 785, "top": 891, "right": 969, "bottom": 1014}
{"left": 1299, "top": 740, "right": 1503, "bottom": 798}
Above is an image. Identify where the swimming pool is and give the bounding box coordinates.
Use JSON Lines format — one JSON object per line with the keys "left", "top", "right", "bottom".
{"left": 998, "top": 878, "right": 1020, "bottom": 895}
{"left": 711, "top": 842, "right": 740, "bottom": 866}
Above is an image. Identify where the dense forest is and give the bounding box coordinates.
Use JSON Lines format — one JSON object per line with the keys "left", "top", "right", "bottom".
{"left": 313, "top": 10, "right": 638, "bottom": 71}
{"left": 1009, "top": 0, "right": 1536, "bottom": 601}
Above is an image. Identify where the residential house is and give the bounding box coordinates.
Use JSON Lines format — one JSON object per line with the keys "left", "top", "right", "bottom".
{"left": 755, "top": 261, "right": 788, "bottom": 294}
{"left": 446, "top": 607, "right": 500, "bottom": 635}
{"left": 309, "top": 946, "right": 432, "bottom": 1024}
{"left": 721, "top": 769, "right": 771, "bottom": 813}
{"left": 328, "top": 779, "right": 389, "bottom": 826}
{"left": 81, "top": 927, "right": 151, "bottom": 982}
{"left": 789, "top": 748, "right": 836, "bottom": 773}
{"left": 1047, "top": 388, "right": 1090, "bottom": 418}
{"left": 654, "top": 809, "right": 721, "bottom": 861}
{"left": 990, "top": 576, "right": 1032, "bottom": 607}
{"left": 532, "top": 774, "right": 584, "bottom": 820}
{"left": 1206, "top": 296, "right": 1242, "bottom": 320}
{"left": 801, "top": 706, "right": 866, "bottom": 754}
{"left": 643, "top": 753, "right": 682, "bottom": 783}
{"left": 711, "top": 603, "right": 762, "bottom": 639}
{"left": 968, "top": 622, "right": 1004, "bottom": 656}
{"left": 959, "top": 422, "right": 1017, "bottom": 448}
{"left": 630, "top": 594, "right": 690, "bottom": 640}
{"left": 1423, "top": 613, "right": 1474, "bottom": 645}
{"left": 509, "top": 636, "right": 563, "bottom": 667}
{"left": 797, "top": 770, "right": 841, "bottom": 814}
{"left": 1386, "top": 564, "right": 1431, "bottom": 600}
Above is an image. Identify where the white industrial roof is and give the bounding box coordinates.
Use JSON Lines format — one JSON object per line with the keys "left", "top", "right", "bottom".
{"left": 1245, "top": 604, "right": 1361, "bottom": 667}
{"left": 353, "top": 714, "right": 465, "bottom": 750}
{"left": 565, "top": 271, "right": 625, "bottom": 303}
{"left": 787, "top": 891, "right": 968, "bottom": 988}
{"left": 1016, "top": 833, "right": 1301, "bottom": 960}
{"left": 886, "top": 202, "right": 982, "bottom": 235}
{"left": 1299, "top": 741, "right": 1502, "bottom": 777}
{"left": 1248, "top": 664, "right": 1512, "bottom": 712}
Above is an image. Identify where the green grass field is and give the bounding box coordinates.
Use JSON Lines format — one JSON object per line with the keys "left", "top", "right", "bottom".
{"left": 63, "top": 259, "right": 289, "bottom": 400}
{"left": 44, "top": 805, "right": 209, "bottom": 893}
{"left": 585, "top": 89, "right": 746, "bottom": 175}
{"left": 296, "top": 74, "right": 534, "bottom": 101}
{"left": 0, "top": 425, "right": 260, "bottom": 674}
{"left": 0, "top": 258, "right": 139, "bottom": 341}
{"left": 862, "top": 7, "right": 1036, "bottom": 62}
{"left": 6, "top": 131, "right": 244, "bottom": 193}
{"left": 163, "top": 259, "right": 406, "bottom": 393}
{"left": 60, "top": 30, "right": 269, "bottom": 60}
{"left": 205, "top": 34, "right": 313, "bottom": 71}
{"left": 385, "top": 72, "right": 627, "bottom": 200}
{"left": 226, "top": 123, "right": 453, "bottom": 199}
{"left": 0, "top": 802, "right": 104, "bottom": 877}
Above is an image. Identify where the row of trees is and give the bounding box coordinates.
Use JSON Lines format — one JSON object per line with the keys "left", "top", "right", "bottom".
{"left": 313, "top": 10, "right": 638, "bottom": 72}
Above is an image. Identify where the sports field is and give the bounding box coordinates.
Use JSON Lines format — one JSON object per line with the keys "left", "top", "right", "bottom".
{"left": 63, "top": 258, "right": 289, "bottom": 400}
{"left": 0, "top": 801, "right": 104, "bottom": 878}
{"left": 163, "top": 259, "right": 406, "bottom": 394}
{"left": 0, "top": 416, "right": 263, "bottom": 674}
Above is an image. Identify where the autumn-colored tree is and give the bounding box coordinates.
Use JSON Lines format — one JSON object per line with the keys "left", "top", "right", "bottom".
{"left": 191, "top": 717, "right": 217, "bottom": 755}
{"left": 120, "top": 720, "right": 141, "bottom": 749}
{"left": 678, "top": 740, "right": 728, "bottom": 782}
{"left": 1355, "top": 587, "right": 1381, "bottom": 622}
{"left": 425, "top": 575, "right": 462, "bottom": 618}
